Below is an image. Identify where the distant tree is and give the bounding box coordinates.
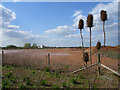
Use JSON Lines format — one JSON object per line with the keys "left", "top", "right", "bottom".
{"left": 31, "top": 43, "right": 38, "bottom": 49}
{"left": 24, "top": 43, "right": 31, "bottom": 49}
{"left": 6, "top": 45, "right": 17, "bottom": 49}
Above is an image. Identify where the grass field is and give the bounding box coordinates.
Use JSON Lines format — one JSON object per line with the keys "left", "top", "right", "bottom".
{"left": 2, "top": 64, "right": 119, "bottom": 88}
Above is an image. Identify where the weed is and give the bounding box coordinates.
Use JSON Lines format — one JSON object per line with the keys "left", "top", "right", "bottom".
{"left": 2, "top": 80, "right": 11, "bottom": 88}
{"left": 32, "top": 70, "right": 36, "bottom": 74}
{"left": 70, "top": 77, "right": 77, "bottom": 84}
{"left": 5, "top": 72, "right": 12, "bottom": 78}
{"left": 44, "top": 67, "right": 50, "bottom": 72}
{"left": 64, "top": 65, "right": 69, "bottom": 69}
{"left": 32, "top": 84, "right": 38, "bottom": 88}
{"left": 52, "top": 70, "right": 59, "bottom": 77}
{"left": 26, "top": 79, "right": 31, "bottom": 85}
{"left": 93, "top": 84, "right": 98, "bottom": 88}
{"left": 23, "top": 77, "right": 31, "bottom": 85}
{"left": 6, "top": 65, "right": 10, "bottom": 68}
{"left": 80, "top": 67, "right": 82, "bottom": 69}
{"left": 53, "top": 84, "right": 60, "bottom": 88}
{"left": 40, "top": 80, "right": 47, "bottom": 86}
{"left": 18, "top": 83, "right": 26, "bottom": 89}
{"left": 62, "top": 82, "right": 66, "bottom": 87}
{"left": 62, "top": 82, "right": 71, "bottom": 88}
{"left": 10, "top": 77, "right": 15, "bottom": 83}
{"left": 78, "top": 74, "right": 86, "bottom": 79}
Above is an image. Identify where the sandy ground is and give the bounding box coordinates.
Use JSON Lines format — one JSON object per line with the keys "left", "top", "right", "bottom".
{"left": 2, "top": 48, "right": 118, "bottom": 72}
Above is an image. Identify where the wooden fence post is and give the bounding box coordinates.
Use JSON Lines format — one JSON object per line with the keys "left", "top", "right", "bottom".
{"left": 2, "top": 51, "right": 4, "bottom": 60}
{"left": 48, "top": 53, "right": 50, "bottom": 70}
{"left": 98, "top": 54, "right": 100, "bottom": 75}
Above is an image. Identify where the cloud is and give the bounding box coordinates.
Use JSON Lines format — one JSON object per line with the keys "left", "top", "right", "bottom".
{"left": 0, "top": 5, "right": 19, "bottom": 30}
{"left": 72, "top": 10, "right": 82, "bottom": 17}
{"left": 0, "top": 4, "right": 45, "bottom": 46}
{"left": 65, "top": 33, "right": 79, "bottom": 38}
{"left": 2, "top": 29, "right": 43, "bottom": 46}
{"left": 13, "top": 0, "right": 21, "bottom": 2}
{"left": 0, "top": 5, "right": 16, "bottom": 23}
{"left": 72, "top": 13, "right": 86, "bottom": 27}
{"left": 45, "top": 25, "right": 77, "bottom": 36}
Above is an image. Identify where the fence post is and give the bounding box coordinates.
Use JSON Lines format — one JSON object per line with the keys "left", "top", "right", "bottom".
{"left": 2, "top": 51, "right": 4, "bottom": 60}
{"left": 98, "top": 54, "right": 100, "bottom": 75}
{"left": 48, "top": 53, "right": 50, "bottom": 70}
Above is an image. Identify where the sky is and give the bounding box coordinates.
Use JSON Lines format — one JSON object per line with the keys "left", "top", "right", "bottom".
{"left": 0, "top": 0, "right": 119, "bottom": 47}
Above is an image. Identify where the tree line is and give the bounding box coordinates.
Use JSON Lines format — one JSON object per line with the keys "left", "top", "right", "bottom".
{"left": 2, "top": 43, "right": 38, "bottom": 49}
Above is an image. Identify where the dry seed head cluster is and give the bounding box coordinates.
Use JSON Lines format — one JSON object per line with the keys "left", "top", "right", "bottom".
{"left": 83, "top": 52, "right": 89, "bottom": 63}
{"left": 78, "top": 19, "right": 84, "bottom": 29}
{"left": 87, "top": 14, "right": 93, "bottom": 27}
{"left": 101, "top": 10, "right": 107, "bottom": 21}
{"left": 96, "top": 41, "right": 101, "bottom": 50}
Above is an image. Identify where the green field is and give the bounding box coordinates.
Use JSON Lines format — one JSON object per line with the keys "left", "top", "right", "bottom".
{"left": 2, "top": 64, "right": 119, "bottom": 89}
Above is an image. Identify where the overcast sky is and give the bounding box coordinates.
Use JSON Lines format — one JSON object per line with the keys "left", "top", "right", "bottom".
{"left": 0, "top": 0, "right": 118, "bottom": 47}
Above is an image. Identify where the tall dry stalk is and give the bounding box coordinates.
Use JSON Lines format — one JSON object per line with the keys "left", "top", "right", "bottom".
{"left": 87, "top": 14, "right": 93, "bottom": 65}
{"left": 103, "top": 21, "right": 105, "bottom": 48}
{"left": 87, "top": 14, "right": 94, "bottom": 89}
{"left": 89, "top": 27, "right": 92, "bottom": 66}
{"left": 78, "top": 19, "right": 85, "bottom": 66}
{"left": 101, "top": 10, "right": 107, "bottom": 49}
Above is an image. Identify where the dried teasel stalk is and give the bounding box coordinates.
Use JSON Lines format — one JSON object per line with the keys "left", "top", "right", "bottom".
{"left": 87, "top": 14, "right": 93, "bottom": 27}
{"left": 78, "top": 19, "right": 85, "bottom": 66}
{"left": 96, "top": 41, "right": 101, "bottom": 50}
{"left": 101, "top": 10, "right": 107, "bottom": 21}
{"left": 100, "top": 10, "right": 108, "bottom": 48}
{"left": 78, "top": 19, "right": 84, "bottom": 29}
{"left": 87, "top": 14, "right": 93, "bottom": 65}
{"left": 83, "top": 52, "right": 89, "bottom": 64}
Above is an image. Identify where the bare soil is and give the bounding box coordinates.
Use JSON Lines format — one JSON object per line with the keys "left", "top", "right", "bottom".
{"left": 3, "top": 47, "right": 118, "bottom": 72}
